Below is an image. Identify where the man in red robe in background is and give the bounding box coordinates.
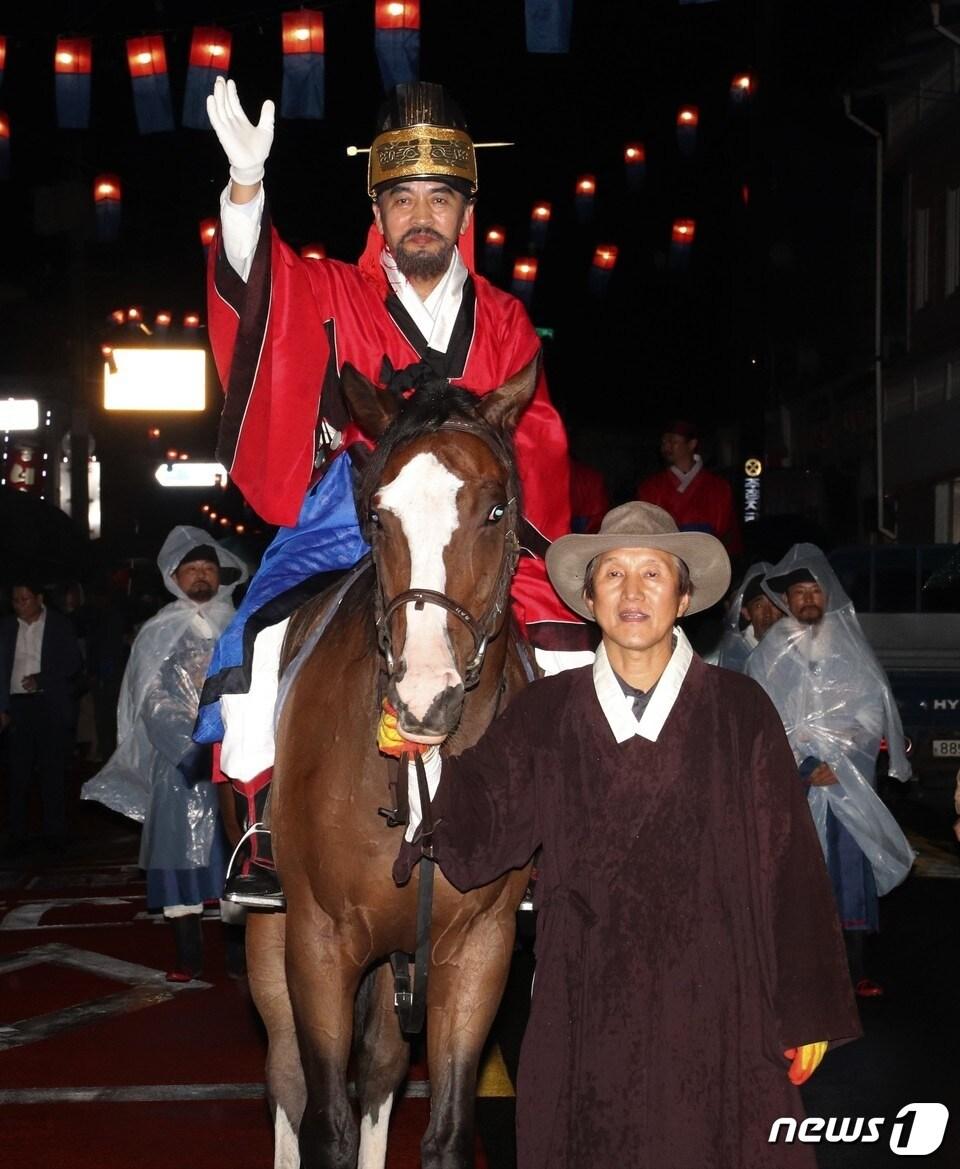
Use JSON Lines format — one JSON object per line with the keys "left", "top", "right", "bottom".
{"left": 635, "top": 419, "right": 742, "bottom": 554}
{"left": 196, "top": 78, "right": 591, "bottom": 907}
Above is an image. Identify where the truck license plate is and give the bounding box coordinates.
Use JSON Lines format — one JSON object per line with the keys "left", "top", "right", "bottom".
{"left": 932, "top": 740, "right": 960, "bottom": 757}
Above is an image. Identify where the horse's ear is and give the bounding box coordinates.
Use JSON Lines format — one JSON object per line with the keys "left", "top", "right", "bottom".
{"left": 340, "top": 362, "right": 400, "bottom": 440}
{"left": 475, "top": 355, "right": 540, "bottom": 433}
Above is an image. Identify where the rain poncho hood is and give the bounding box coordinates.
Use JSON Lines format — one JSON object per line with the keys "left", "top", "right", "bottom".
{"left": 746, "top": 543, "right": 914, "bottom": 895}
{"left": 82, "top": 527, "right": 248, "bottom": 827}
{"left": 716, "top": 560, "right": 774, "bottom": 673}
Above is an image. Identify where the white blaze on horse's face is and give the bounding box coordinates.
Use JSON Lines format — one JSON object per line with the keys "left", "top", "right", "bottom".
{"left": 378, "top": 450, "right": 464, "bottom": 738}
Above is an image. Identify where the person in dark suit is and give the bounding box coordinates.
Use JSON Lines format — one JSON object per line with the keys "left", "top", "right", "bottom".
{"left": 0, "top": 579, "right": 83, "bottom": 849}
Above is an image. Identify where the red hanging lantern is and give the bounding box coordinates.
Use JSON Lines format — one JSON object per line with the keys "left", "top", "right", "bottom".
{"left": 529, "top": 203, "right": 551, "bottom": 250}
{"left": 126, "top": 36, "right": 174, "bottom": 133}
{"left": 511, "top": 257, "right": 538, "bottom": 306}
{"left": 730, "top": 73, "right": 754, "bottom": 104}
{"left": 93, "top": 174, "right": 122, "bottom": 242}
{"left": 199, "top": 217, "right": 217, "bottom": 250}
{"left": 624, "top": 142, "right": 646, "bottom": 192}
{"left": 592, "top": 245, "right": 618, "bottom": 271}
{"left": 55, "top": 37, "right": 92, "bottom": 129}
{"left": 184, "top": 27, "right": 232, "bottom": 129}
{"left": 671, "top": 219, "right": 696, "bottom": 245}
{"left": 575, "top": 175, "right": 596, "bottom": 224}
{"left": 0, "top": 36, "right": 7, "bottom": 81}
{"left": 184, "top": 313, "right": 201, "bottom": 329}
{"left": 375, "top": 1, "right": 421, "bottom": 31}
{"left": 676, "top": 106, "right": 699, "bottom": 157}
{"left": 299, "top": 243, "right": 327, "bottom": 260}
{"left": 483, "top": 227, "right": 506, "bottom": 274}
{"left": 282, "top": 10, "right": 326, "bottom": 119}
{"left": 375, "top": 2, "right": 421, "bottom": 92}
{"left": 283, "top": 9, "right": 325, "bottom": 53}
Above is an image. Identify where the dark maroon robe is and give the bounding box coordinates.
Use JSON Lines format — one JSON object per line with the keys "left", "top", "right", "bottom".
{"left": 396, "top": 656, "right": 861, "bottom": 1169}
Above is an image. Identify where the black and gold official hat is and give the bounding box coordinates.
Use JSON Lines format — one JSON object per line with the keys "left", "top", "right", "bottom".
{"left": 367, "top": 82, "right": 477, "bottom": 198}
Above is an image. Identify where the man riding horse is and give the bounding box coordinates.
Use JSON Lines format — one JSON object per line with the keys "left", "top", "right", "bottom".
{"left": 197, "top": 79, "right": 591, "bottom": 907}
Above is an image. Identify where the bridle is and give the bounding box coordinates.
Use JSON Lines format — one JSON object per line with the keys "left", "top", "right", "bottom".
{"left": 372, "top": 417, "right": 520, "bottom": 691}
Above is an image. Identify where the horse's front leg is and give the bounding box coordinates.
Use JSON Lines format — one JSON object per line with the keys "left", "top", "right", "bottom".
{"left": 285, "top": 912, "right": 365, "bottom": 1169}
{"left": 422, "top": 876, "right": 524, "bottom": 1169}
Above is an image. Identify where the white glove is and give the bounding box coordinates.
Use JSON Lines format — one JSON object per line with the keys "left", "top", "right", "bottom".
{"left": 206, "top": 77, "right": 275, "bottom": 187}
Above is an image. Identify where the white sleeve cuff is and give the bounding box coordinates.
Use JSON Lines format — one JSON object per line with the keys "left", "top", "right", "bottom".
{"left": 218, "top": 182, "right": 265, "bottom": 282}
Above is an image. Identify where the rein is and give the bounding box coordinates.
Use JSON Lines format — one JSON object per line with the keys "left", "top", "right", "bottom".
{"left": 372, "top": 412, "right": 520, "bottom": 1034}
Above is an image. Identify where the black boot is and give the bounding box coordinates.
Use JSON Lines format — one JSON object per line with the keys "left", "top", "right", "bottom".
{"left": 223, "top": 779, "right": 286, "bottom": 911}
{"left": 167, "top": 912, "right": 204, "bottom": 982}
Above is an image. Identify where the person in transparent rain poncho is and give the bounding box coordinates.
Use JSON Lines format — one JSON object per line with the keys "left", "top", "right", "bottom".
{"left": 82, "top": 527, "right": 248, "bottom": 981}
{"left": 746, "top": 544, "right": 915, "bottom": 998}
{"left": 715, "top": 560, "right": 780, "bottom": 672}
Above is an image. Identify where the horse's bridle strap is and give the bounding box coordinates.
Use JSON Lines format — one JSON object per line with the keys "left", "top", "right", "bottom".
{"left": 378, "top": 588, "right": 484, "bottom": 655}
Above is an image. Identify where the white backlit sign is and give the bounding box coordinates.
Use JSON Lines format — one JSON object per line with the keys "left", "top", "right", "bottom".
{"left": 743, "top": 457, "right": 762, "bottom": 523}
{"left": 154, "top": 462, "right": 228, "bottom": 488}
{"left": 103, "top": 349, "right": 205, "bottom": 412}
{"left": 0, "top": 398, "right": 40, "bottom": 431}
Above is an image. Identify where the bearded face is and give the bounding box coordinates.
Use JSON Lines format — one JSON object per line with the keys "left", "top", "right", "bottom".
{"left": 785, "top": 580, "right": 826, "bottom": 625}
{"left": 174, "top": 560, "right": 220, "bottom": 603}
{"left": 374, "top": 180, "right": 474, "bottom": 284}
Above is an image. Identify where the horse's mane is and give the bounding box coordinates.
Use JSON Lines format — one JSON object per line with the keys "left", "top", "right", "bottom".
{"left": 355, "top": 381, "right": 521, "bottom": 535}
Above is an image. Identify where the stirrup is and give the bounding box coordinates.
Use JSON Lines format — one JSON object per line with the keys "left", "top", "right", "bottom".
{"left": 223, "top": 823, "right": 286, "bottom": 911}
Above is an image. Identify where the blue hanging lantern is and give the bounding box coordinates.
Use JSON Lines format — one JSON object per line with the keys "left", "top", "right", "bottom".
{"left": 575, "top": 175, "right": 596, "bottom": 225}
{"left": 183, "top": 26, "right": 231, "bottom": 130}
{"left": 127, "top": 36, "right": 175, "bottom": 134}
{"left": 730, "top": 73, "right": 754, "bottom": 107}
{"left": 511, "top": 257, "right": 538, "bottom": 307}
{"left": 0, "top": 112, "right": 8, "bottom": 180}
{"left": 484, "top": 226, "right": 506, "bottom": 275}
{"left": 669, "top": 218, "right": 696, "bottom": 273}
{"left": 282, "top": 10, "right": 325, "bottom": 119}
{"left": 676, "top": 106, "right": 698, "bottom": 157}
{"left": 525, "top": 0, "right": 573, "bottom": 53}
{"left": 55, "top": 38, "right": 92, "bottom": 130}
{"left": 374, "top": 1, "right": 420, "bottom": 93}
{"left": 588, "top": 245, "right": 618, "bottom": 298}
{"left": 529, "top": 203, "right": 551, "bottom": 251}
{"left": 93, "top": 174, "right": 121, "bottom": 243}
{"left": 624, "top": 143, "right": 646, "bottom": 193}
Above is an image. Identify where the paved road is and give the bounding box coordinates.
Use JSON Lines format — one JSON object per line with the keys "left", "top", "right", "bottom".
{"left": 1, "top": 775, "right": 958, "bottom": 1168}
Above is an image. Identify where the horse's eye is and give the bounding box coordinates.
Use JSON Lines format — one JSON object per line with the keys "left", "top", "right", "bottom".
{"left": 486, "top": 503, "right": 506, "bottom": 524}
{"left": 368, "top": 509, "right": 381, "bottom": 526}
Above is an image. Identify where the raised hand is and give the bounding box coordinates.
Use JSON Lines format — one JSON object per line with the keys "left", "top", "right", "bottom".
{"left": 206, "top": 77, "right": 275, "bottom": 187}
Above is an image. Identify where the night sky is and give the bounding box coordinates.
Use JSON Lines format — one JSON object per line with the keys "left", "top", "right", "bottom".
{"left": 0, "top": 0, "right": 919, "bottom": 554}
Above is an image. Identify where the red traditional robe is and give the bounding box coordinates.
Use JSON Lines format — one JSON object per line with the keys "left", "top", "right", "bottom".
{"left": 636, "top": 465, "right": 743, "bottom": 554}
{"left": 207, "top": 206, "right": 585, "bottom": 644}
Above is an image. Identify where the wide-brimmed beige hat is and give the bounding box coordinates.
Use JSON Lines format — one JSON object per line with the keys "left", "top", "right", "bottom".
{"left": 546, "top": 502, "right": 731, "bottom": 621}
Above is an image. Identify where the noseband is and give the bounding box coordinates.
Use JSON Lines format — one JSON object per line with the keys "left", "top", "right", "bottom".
{"left": 373, "top": 417, "right": 520, "bottom": 691}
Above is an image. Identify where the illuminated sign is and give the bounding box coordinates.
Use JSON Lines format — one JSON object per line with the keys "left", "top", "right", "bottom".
{"left": 0, "top": 398, "right": 40, "bottom": 431}
{"left": 154, "top": 461, "right": 228, "bottom": 488}
{"left": 103, "top": 348, "right": 205, "bottom": 412}
{"left": 743, "top": 457, "right": 762, "bottom": 523}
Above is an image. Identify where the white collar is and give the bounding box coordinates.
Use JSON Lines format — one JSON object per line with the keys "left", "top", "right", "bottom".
{"left": 592, "top": 628, "right": 694, "bottom": 744}
{"left": 380, "top": 247, "right": 468, "bottom": 354}
{"left": 669, "top": 454, "right": 703, "bottom": 493}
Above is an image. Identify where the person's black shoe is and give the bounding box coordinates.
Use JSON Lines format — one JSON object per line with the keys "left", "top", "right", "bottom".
{"left": 224, "top": 865, "right": 286, "bottom": 911}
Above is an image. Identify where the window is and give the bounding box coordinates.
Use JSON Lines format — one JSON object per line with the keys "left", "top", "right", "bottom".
{"left": 947, "top": 188, "right": 960, "bottom": 296}
{"left": 914, "top": 206, "right": 930, "bottom": 310}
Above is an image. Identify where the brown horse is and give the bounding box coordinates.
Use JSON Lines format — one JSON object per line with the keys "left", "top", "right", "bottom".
{"left": 246, "top": 360, "right": 539, "bottom": 1169}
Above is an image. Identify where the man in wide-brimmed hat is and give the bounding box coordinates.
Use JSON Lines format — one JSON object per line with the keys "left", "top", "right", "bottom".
{"left": 393, "top": 502, "right": 861, "bottom": 1169}
{"left": 198, "top": 77, "right": 585, "bottom": 908}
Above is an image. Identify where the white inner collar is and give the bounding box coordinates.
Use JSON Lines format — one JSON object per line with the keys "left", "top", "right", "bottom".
{"left": 381, "top": 247, "right": 468, "bottom": 355}
{"left": 669, "top": 454, "right": 703, "bottom": 493}
{"left": 592, "top": 628, "right": 694, "bottom": 744}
